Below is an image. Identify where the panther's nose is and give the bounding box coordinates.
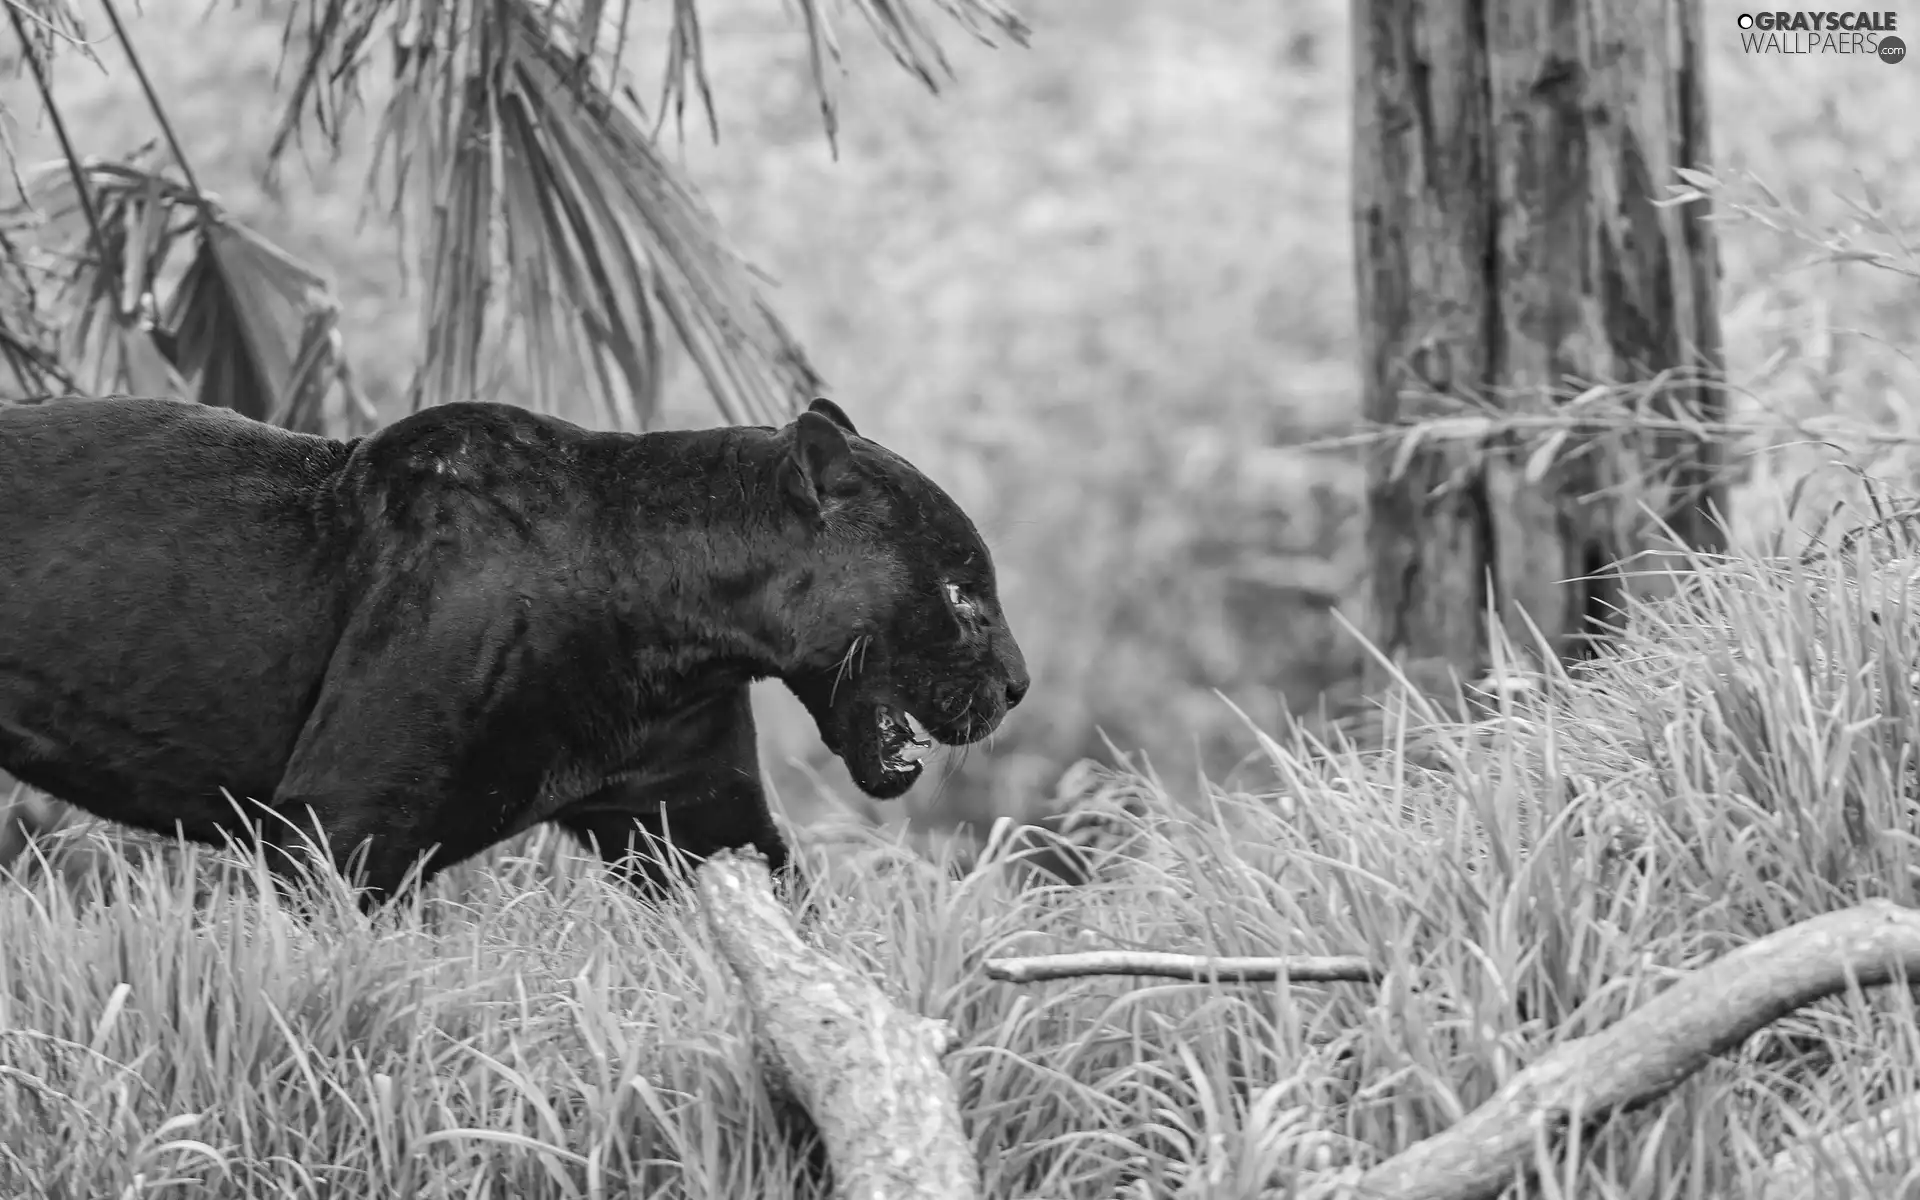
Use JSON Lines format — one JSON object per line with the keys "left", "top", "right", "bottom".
{"left": 998, "top": 634, "right": 1030, "bottom": 711}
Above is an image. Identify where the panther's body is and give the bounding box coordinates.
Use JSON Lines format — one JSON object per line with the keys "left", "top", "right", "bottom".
{"left": 0, "top": 395, "right": 1026, "bottom": 904}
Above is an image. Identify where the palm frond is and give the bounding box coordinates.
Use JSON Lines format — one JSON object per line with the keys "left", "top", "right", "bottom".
{"left": 781, "top": 0, "right": 1031, "bottom": 145}
{"left": 3, "top": 0, "right": 95, "bottom": 77}
{"left": 275, "top": 0, "right": 823, "bottom": 429}
{"left": 171, "top": 216, "right": 374, "bottom": 433}
{"left": 495, "top": 0, "right": 813, "bottom": 428}
{"left": 8, "top": 157, "right": 372, "bottom": 431}
{"left": 264, "top": 0, "right": 1026, "bottom": 430}
{"left": 0, "top": 0, "right": 107, "bottom": 397}
{"left": 272, "top": 0, "right": 1028, "bottom": 156}
{"left": 23, "top": 155, "right": 193, "bottom": 399}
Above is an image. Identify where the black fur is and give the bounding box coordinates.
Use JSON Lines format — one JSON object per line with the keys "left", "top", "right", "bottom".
{"left": 0, "top": 395, "right": 1027, "bottom": 907}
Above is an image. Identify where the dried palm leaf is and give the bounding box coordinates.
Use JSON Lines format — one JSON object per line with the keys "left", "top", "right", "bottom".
{"left": 9, "top": 157, "right": 372, "bottom": 432}
{"left": 783, "top": 0, "right": 1030, "bottom": 145}
{"left": 0, "top": 0, "right": 108, "bottom": 396}
{"left": 169, "top": 217, "right": 374, "bottom": 433}
{"left": 3, "top": 0, "right": 95, "bottom": 83}
{"left": 0, "top": 223, "right": 73, "bottom": 396}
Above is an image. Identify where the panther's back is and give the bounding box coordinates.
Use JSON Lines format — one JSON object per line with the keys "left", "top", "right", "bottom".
{"left": 0, "top": 397, "right": 356, "bottom": 836}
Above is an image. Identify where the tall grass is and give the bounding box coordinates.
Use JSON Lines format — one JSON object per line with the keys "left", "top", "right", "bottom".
{"left": 10, "top": 527, "right": 1920, "bottom": 1197}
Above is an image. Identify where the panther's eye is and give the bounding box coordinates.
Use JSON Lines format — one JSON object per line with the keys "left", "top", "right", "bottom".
{"left": 944, "top": 582, "right": 977, "bottom": 619}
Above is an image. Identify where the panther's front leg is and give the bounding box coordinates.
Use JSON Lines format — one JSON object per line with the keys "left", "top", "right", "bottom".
{"left": 556, "top": 781, "right": 791, "bottom": 897}
{"left": 553, "top": 685, "right": 795, "bottom": 898}
{"left": 270, "top": 596, "right": 535, "bottom": 912}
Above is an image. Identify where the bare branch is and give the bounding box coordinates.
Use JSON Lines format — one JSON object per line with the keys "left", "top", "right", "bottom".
{"left": 983, "top": 951, "right": 1383, "bottom": 986}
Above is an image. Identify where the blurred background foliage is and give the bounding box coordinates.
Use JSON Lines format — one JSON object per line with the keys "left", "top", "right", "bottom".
{"left": 1, "top": 0, "right": 1916, "bottom": 850}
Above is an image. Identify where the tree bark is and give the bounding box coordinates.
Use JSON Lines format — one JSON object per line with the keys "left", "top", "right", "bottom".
{"left": 697, "top": 851, "right": 981, "bottom": 1200}
{"left": 1353, "top": 0, "right": 1723, "bottom": 680}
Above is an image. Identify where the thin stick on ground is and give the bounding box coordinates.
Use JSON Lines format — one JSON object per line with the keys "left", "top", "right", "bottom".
{"left": 1345, "top": 899, "right": 1920, "bottom": 1200}
{"left": 983, "top": 951, "right": 1381, "bottom": 985}
{"left": 697, "top": 850, "right": 980, "bottom": 1200}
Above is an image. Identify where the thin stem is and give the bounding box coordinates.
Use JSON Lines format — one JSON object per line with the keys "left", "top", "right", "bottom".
{"left": 97, "top": 0, "right": 204, "bottom": 198}
{"left": 0, "top": 320, "right": 78, "bottom": 394}
{"left": 7, "top": 3, "right": 109, "bottom": 285}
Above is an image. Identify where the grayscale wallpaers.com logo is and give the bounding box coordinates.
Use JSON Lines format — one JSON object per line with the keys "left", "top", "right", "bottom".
{"left": 1736, "top": 10, "right": 1905, "bottom": 61}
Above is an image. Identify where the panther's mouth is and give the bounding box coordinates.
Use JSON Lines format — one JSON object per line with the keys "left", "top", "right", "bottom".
{"left": 876, "top": 707, "right": 934, "bottom": 777}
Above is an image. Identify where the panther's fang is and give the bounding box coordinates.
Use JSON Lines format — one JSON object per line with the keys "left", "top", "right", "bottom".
{"left": 881, "top": 709, "right": 934, "bottom": 770}
{"left": 903, "top": 711, "right": 931, "bottom": 747}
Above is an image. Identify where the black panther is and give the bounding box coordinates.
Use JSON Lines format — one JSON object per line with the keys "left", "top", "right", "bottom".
{"left": 0, "top": 395, "right": 1027, "bottom": 907}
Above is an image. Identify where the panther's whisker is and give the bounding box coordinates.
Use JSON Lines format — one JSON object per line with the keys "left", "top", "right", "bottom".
{"left": 940, "top": 742, "right": 972, "bottom": 787}
{"left": 927, "top": 751, "right": 964, "bottom": 803}
{"left": 828, "top": 635, "right": 867, "bottom": 704}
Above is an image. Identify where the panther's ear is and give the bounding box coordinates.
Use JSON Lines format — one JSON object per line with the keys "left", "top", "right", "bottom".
{"left": 807, "top": 397, "right": 858, "bottom": 436}
{"left": 782, "top": 409, "right": 859, "bottom": 522}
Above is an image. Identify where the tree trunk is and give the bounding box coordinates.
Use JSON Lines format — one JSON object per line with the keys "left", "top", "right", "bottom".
{"left": 1352, "top": 0, "right": 1723, "bottom": 679}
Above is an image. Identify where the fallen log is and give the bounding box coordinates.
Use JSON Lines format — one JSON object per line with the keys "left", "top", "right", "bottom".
{"left": 1345, "top": 899, "right": 1920, "bottom": 1200}
{"left": 983, "top": 951, "right": 1381, "bottom": 986}
{"left": 697, "top": 850, "right": 980, "bottom": 1200}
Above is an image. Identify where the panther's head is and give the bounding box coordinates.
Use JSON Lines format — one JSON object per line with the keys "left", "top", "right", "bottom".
{"left": 774, "top": 398, "right": 1029, "bottom": 800}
